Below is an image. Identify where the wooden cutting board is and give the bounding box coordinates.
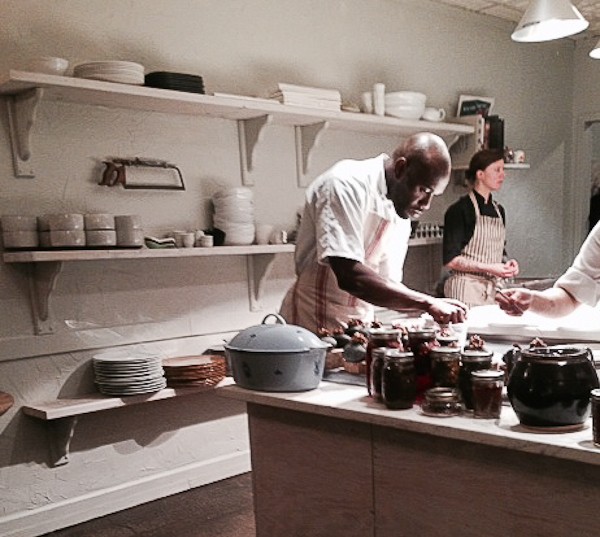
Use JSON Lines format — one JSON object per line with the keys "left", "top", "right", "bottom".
{"left": 0, "top": 391, "right": 14, "bottom": 415}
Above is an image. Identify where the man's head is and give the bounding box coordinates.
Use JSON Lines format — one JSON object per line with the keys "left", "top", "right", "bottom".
{"left": 385, "top": 133, "right": 451, "bottom": 219}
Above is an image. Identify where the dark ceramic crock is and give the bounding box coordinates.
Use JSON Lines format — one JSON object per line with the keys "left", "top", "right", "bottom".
{"left": 507, "top": 345, "right": 600, "bottom": 427}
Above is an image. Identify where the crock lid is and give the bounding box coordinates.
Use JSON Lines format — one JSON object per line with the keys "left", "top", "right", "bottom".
{"left": 226, "top": 313, "right": 330, "bottom": 353}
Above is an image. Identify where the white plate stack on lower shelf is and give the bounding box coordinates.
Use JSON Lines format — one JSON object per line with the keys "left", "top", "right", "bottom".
{"left": 92, "top": 350, "right": 167, "bottom": 396}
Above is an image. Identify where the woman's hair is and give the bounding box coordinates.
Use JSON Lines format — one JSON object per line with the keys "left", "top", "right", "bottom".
{"left": 465, "top": 149, "right": 504, "bottom": 183}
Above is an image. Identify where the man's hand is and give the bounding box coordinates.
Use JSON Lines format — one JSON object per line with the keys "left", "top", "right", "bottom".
{"left": 495, "top": 288, "right": 532, "bottom": 316}
{"left": 427, "top": 298, "right": 468, "bottom": 324}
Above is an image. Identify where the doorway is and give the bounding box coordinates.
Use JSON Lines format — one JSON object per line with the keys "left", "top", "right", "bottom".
{"left": 587, "top": 123, "right": 600, "bottom": 231}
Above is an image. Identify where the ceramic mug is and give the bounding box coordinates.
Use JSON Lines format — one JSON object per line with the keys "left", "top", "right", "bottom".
{"left": 422, "top": 107, "right": 446, "bottom": 122}
{"left": 513, "top": 150, "right": 526, "bottom": 163}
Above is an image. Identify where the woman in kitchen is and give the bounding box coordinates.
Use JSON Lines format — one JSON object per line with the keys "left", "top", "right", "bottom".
{"left": 442, "top": 148, "right": 520, "bottom": 307}
{"left": 279, "top": 132, "right": 467, "bottom": 334}
{"left": 496, "top": 220, "right": 600, "bottom": 317}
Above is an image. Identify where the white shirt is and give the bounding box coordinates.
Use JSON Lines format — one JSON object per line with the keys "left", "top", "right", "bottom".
{"left": 555, "top": 221, "right": 600, "bottom": 306}
{"left": 280, "top": 154, "right": 412, "bottom": 333}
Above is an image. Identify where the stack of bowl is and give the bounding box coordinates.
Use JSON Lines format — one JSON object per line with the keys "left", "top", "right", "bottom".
{"left": 84, "top": 214, "right": 116, "bottom": 248}
{"left": 384, "top": 91, "right": 427, "bottom": 120}
{"left": 212, "top": 187, "right": 255, "bottom": 246}
{"left": 115, "top": 215, "right": 144, "bottom": 248}
{"left": 38, "top": 213, "right": 86, "bottom": 248}
{"left": 73, "top": 61, "right": 145, "bottom": 85}
{"left": 1, "top": 215, "right": 39, "bottom": 249}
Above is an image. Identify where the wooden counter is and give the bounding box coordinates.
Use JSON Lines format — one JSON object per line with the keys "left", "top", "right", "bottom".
{"left": 219, "top": 381, "right": 600, "bottom": 537}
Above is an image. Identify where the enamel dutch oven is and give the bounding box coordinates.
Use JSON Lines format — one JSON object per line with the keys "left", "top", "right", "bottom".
{"left": 507, "top": 345, "right": 599, "bottom": 428}
{"left": 225, "top": 314, "right": 330, "bottom": 392}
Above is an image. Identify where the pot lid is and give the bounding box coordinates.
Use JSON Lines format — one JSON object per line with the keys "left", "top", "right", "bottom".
{"left": 226, "top": 313, "right": 330, "bottom": 353}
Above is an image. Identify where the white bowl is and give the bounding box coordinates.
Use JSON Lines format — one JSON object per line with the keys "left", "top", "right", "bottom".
{"left": 1, "top": 215, "right": 38, "bottom": 232}
{"left": 385, "top": 91, "right": 427, "bottom": 104}
{"left": 85, "top": 230, "right": 117, "bottom": 247}
{"left": 84, "top": 213, "right": 115, "bottom": 230}
{"left": 3, "top": 230, "right": 39, "bottom": 249}
{"left": 49, "top": 230, "right": 86, "bottom": 248}
{"left": 385, "top": 104, "right": 426, "bottom": 120}
{"left": 25, "top": 57, "right": 69, "bottom": 76}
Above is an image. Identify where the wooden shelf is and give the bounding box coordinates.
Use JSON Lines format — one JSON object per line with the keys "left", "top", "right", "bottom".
{"left": 0, "top": 70, "right": 474, "bottom": 181}
{"left": 22, "top": 378, "right": 234, "bottom": 466}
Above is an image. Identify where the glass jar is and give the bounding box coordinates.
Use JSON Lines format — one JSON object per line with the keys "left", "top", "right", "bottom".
{"left": 471, "top": 369, "right": 504, "bottom": 419}
{"left": 381, "top": 350, "right": 416, "bottom": 410}
{"left": 591, "top": 389, "right": 600, "bottom": 447}
{"left": 366, "top": 328, "right": 402, "bottom": 396}
{"left": 406, "top": 329, "right": 439, "bottom": 397}
{"left": 430, "top": 346, "right": 461, "bottom": 388}
{"left": 370, "top": 347, "right": 387, "bottom": 402}
{"left": 421, "top": 387, "right": 462, "bottom": 417}
{"left": 435, "top": 334, "right": 459, "bottom": 348}
{"left": 459, "top": 348, "right": 493, "bottom": 410}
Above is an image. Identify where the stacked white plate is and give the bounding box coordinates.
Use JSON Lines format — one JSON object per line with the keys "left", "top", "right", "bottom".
{"left": 385, "top": 91, "right": 427, "bottom": 120}
{"left": 92, "top": 350, "right": 166, "bottom": 396}
{"left": 213, "top": 187, "right": 255, "bottom": 245}
{"left": 73, "top": 61, "right": 145, "bottom": 85}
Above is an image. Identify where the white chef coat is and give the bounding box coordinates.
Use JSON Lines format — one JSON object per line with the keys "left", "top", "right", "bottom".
{"left": 279, "top": 154, "right": 412, "bottom": 333}
{"left": 555, "top": 221, "right": 600, "bottom": 306}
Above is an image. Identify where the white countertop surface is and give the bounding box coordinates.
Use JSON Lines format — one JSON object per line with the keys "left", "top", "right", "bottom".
{"left": 219, "top": 381, "right": 600, "bottom": 466}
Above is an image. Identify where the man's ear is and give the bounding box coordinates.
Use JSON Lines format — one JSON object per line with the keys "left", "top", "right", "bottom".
{"left": 394, "top": 157, "right": 408, "bottom": 180}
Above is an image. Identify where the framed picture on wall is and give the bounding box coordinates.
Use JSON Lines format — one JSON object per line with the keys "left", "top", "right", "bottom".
{"left": 456, "top": 95, "right": 495, "bottom": 117}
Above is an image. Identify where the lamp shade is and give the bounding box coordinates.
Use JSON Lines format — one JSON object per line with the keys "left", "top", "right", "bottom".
{"left": 511, "top": 0, "right": 589, "bottom": 42}
{"left": 590, "top": 38, "right": 600, "bottom": 59}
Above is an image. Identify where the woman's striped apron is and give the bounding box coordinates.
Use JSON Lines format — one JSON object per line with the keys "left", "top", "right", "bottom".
{"left": 444, "top": 191, "right": 505, "bottom": 308}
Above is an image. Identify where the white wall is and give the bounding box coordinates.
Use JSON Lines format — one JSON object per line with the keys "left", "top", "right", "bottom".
{"left": 0, "top": 0, "right": 584, "bottom": 534}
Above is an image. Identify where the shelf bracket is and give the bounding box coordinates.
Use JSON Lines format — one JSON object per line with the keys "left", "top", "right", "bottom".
{"left": 46, "top": 416, "right": 78, "bottom": 467}
{"left": 296, "top": 121, "right": 329, "bottom": 187}
{"left": 238, "top": 115, "right": 272, "bottom": 186}
{"left": 246, "top": 254, "right": 277, "bottom": 311}
{"left": 6, "top": 87, "right": 43, "bottom": 178}
{"left": 27, "top": 261, "right": 63, "bottom": 335}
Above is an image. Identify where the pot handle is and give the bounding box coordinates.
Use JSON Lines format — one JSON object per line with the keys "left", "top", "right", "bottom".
{"left": 261, "top": 313, "right": 287, "bottom": 325}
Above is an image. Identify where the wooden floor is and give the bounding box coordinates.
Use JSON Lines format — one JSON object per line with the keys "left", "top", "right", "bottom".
{"left": 43, "top": 473, "right": 255, "bottom": 537}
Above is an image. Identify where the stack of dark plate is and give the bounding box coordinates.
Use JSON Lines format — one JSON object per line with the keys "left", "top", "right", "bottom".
{"left": 144, "top": 71, "right": 205, "bottom": 94}
{"left": 162, "top": 355, "right": 227, "bottom": 388}
{"left": 92, "top": 350, "right": 166, "bottom": 396}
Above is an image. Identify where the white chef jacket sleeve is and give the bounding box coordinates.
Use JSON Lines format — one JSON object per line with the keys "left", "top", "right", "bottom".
{"left": 555, "top": 222, "right": 600, "bottom": 306}
{"left": 312, "top": 176, "right": 368, "bottom": 264}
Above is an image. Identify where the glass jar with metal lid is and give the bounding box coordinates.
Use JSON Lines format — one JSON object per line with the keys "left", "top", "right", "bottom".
{"left": 471, "top": 369, "right": 504, "bottom": 419}
{"left": 430, "top": 346, "right": 461, "bottom": 388}
{"left": 381, "top": 349, "right": 416, "bottom": 410}
{"left": 421, "top": 387, "right": 462, "bottom": 417}
{"left": 459, "top": 348, "right": 493, "bottom": 410}
{"left": 406, "top": 329, "right": 439, "bottom": 396}
{"left": 366, "top": 328, "right": 403, "bottom": 396}
{"left": 370, "top": 347, "right": 388, "bottom": 402}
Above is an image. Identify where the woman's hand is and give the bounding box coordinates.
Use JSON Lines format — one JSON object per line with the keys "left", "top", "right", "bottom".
{"left": 487, "top": 263, "right": 518, "bottom": 279}
{"left": 504, "top": 259, "right": 520, "bottom": 278}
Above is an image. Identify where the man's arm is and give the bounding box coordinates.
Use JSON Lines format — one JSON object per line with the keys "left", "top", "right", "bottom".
{"left": 329, "top": 257, "right": 467, "bottom": 324}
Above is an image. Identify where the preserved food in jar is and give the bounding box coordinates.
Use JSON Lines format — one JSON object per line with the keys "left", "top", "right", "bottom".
{"left": 370, "top": 347, "right": 387, "bottom": 402}
{"left": 471, "top": 369, "right": 504, "bottom": 419}
{"left": 421, "top": 387, "right": 462, "bottom": 417}
{"left": 459, "top": 348, "right": 493, "bottom": 410}
{"left": 430, "top": 346, "right": 461, "bottom": 388}
{"left": 381, "top": 350, "right": 416, "bottom": 410}
{"left": 366, "top": 328, "right": 402, "bottom": 396}
{"left": 406, "top": 329, "right": 439, "bottom": 397}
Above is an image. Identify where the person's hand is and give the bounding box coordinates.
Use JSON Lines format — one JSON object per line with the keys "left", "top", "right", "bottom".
{"left": 428, "top": 298, "right": 468, "bottom": 325}
{"left": 495, "top": 288, "right": 532, "bottom": 316}
{"left": 487, "top": 263, "right": 517, "bottom": 279}
{"left": 504, "top": 259, "right": 520, "bottom": 278}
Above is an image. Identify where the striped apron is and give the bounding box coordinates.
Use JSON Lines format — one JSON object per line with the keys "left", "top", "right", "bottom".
{"left": 444, "top": 192, "right": 506, "bottom": 308}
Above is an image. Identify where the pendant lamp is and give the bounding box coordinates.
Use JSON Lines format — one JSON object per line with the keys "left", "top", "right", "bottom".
{"left": 590, "top": 38, "right": 600, "bottom": 59}
{"left": 511, "top": 0, "right": 589, "bottom": 42}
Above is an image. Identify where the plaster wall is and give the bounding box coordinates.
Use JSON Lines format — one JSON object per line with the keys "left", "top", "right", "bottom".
{"left": 0, "top": 0, "right": 582, "bottom": 534}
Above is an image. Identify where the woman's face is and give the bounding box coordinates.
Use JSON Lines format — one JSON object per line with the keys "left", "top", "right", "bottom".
{"left": 476, "top": 158, "right": 505, "bottom": 191}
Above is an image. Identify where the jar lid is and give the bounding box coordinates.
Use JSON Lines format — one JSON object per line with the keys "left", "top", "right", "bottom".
{"left": 368, "top": 328, "right": 402, "bottom": 338}
{"left": 591, "top": 388, "right": 600, "bottom": 399}
{"left": 407, "top": 329, "right": 436, "bottom": 336}
{"left": 430, "top": 346, "right": 461, "bottom": 355}
{"left": 471, "top": 369, "right": 504, "bottom": 380}
{"left": 424, "top": 387, "right": 460, "bottom": 401}
{"left": 461, "top": 348, "right": 493, "bottom": 361}
{"left": 384, "top": 349, "right": 413, "bottom": 361}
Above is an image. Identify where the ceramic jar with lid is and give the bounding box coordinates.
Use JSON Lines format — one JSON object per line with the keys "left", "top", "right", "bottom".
{"left": 459, "top": 347, "right": 493, "bottom": 410}
{"left": 381, "top": 350, "right": 416, "bottom": 410}
{"left": 507, "top": 345, "right": 599, "bottom": 428}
